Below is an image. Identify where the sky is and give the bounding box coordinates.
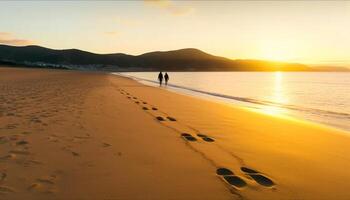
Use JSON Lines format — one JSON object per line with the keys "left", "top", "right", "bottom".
{"left": 0, "top": 0, "right": 349, "bottom": 66}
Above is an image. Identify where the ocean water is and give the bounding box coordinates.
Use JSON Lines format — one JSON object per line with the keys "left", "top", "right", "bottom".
{"left": 117, "top": 72, "right": 350, "bottom": 132}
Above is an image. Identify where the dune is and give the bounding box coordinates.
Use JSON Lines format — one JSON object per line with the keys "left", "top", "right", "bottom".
{"left": 0, "top": 66, "right": 349, "bottom": 200}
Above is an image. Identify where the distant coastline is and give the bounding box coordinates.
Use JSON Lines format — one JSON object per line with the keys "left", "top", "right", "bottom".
{"left": 0, "top": 44, "right": 349, "bottom": 72}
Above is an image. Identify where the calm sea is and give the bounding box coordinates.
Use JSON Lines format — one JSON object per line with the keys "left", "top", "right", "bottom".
{"left": 116, "top": 72, "right": 350, "bottom": 132}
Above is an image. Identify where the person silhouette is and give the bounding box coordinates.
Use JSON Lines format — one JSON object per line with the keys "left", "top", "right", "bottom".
{"left": 158, "top": 71, "right": 163, "bottom": 86}
{"left": 164, "top": 72, "right": 169, "bottom": 85}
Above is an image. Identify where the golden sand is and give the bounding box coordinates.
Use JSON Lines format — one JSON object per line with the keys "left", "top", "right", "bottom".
{"left": 0, "top": 67, "right": 349, "bottom": 199}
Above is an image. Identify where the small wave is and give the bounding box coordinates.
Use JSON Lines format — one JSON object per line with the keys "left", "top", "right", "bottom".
{"left": 116, "top": 73, "right": 350, "bottom": 121}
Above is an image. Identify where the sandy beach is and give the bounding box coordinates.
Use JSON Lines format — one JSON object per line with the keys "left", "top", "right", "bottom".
{"left": 1, "top": 66, "right": 350, "bottom": 200}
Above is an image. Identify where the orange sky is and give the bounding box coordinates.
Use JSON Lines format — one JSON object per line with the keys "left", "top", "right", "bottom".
{"left": 0, "top": 0, "right": 349, "bottom": 66}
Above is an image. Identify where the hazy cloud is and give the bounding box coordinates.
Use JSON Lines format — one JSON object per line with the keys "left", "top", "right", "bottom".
{"left": 0, "top": 32, "right": 33, "bottom": 46}
{"left": 144, "top": 0, "right": 194, "bottom": 16}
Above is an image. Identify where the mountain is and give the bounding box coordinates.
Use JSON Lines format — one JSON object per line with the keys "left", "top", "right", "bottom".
{"left": 0, "top": 44, "right": 348, "bottom": 71}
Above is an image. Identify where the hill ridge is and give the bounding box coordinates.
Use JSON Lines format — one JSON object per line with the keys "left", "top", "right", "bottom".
{"left": 0, "top": 44, "right": 348, "bottom": 72}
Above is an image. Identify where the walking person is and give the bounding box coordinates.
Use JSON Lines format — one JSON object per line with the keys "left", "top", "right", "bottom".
{"left": 164, "top": 72, "right": 169, "bottom": 85}
{"left": 158, "top": 71, "right": 163, "bottom": 86}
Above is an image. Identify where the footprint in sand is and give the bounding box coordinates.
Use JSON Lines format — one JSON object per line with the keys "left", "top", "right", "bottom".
{"left": 216, "top": 168, "right": 234, "bottom": 176}
{"left": 142, "top": 101, "right": 147, "bottom": 104}
{"left": 16, "top": 140, "right": 29, "bottom": 146}
{"left": 102, "top": 142, "right": 111, "bottom": 147}
{"left": 166, "top": 117, "right": 176, "bottom": 121}
{"left": 240, "top": 167, "right": 275, "bottom": 187}
{"left": 152, "top": 107, "right": 158, "bottom": 111}
{"left": 71, "top": 151, "right": 80, "bottom": 157}
{"left": 135, "top": 101, "right": 140, "bottom": 104}
{"left": 156, "top": 116, "right": 177, "bottom": 122}
{"left": 181, "top": 133, "right": 197, "bottom": 142}
{"left": 156, "top": 116, "right": 165, "bottom": 121}
{"left": 216, "top": 168, "right": 247, "bottom": 189}
{"left": 197, "top": 134, "right": 215, "bottom": 142}
{"left": 223, "top": 176, "right": 247, "bottom": 188}
{"left": 142, "top": 107, "right": 149, "bottom": 110}
{"left": 133, "top": 97, "right": 137, "bottom": 100}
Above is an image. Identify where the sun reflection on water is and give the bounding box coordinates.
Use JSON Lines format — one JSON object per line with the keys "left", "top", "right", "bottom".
{"left": 260, "top": 71, "right": 289, "bottom": 116}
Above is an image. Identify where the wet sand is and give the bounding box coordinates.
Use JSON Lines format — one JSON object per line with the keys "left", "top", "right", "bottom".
{"left": 1, "top": 66, "right": 350, "bottom": 200}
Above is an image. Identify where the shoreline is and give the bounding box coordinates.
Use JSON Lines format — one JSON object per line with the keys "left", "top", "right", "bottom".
{"left": 117, "top": 72, "right": 350, "bottom": 133}
{"left": 117, "top": 71, "right": 349, "bottom": 135}
{"left": 1, "top": 67, "right": 350, "bottom": 199}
